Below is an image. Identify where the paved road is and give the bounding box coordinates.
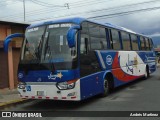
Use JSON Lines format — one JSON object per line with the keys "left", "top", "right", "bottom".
{"left": 1, "top": 68, "right": 160, "bottom": 119}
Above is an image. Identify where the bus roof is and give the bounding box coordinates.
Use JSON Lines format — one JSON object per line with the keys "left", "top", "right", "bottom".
{"left": 28, "top": 17, "right": 86, "bottom": 28}
{"left": 28, "top": 17, "right": 149, "bottom": 38}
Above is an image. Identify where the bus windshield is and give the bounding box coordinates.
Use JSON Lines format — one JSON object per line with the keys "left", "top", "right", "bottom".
{"left": 20, "top": 23, "right": 77, "bottom": 70}
{"left": 42, "top": 24, "right": 76, "bottom": 63}
{"left": 22, "top": 26, "right": 46, "bottom": 63}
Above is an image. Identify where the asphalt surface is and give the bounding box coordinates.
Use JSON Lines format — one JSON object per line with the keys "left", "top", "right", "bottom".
{"left": 1, "top": 68, "right": 160, "bottom": 119}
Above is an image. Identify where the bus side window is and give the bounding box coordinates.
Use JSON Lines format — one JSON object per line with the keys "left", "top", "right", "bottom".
{"left": 149, "top": 38, "right": 153, "bottom": 50}
{"left": 140, "top": 37, "right": 146, "bottom": 50}
{"left": 88, "top": 23, "right": 107, "bottom": 50}
{"left": 80, "top": 37, "right": 89, "bottom": 54}
{"left": 121, "top": 31, "right": 131, "bottom": 50}
{"left": 145, "top": 38, "right": 150, "bottom": 50}
{"left": 99, "top": 27, "right": 107, "bottom": 49}
{"left": 131, "top": 34, "right": 139, "bottom": 50}
{"left": 80, "top": 22, "right": 90, "bottom": 54}
{"left": 110, "top": 29, "right": 121, "bottom": 50}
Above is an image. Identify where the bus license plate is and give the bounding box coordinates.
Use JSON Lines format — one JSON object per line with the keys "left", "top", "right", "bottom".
{"left": 37, "top": 91, "right": 44, "bottom": 96}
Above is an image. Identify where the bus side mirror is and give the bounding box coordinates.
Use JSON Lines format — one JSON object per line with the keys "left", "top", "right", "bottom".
{"left": 67, "top": 25, "right": 80, "bottom": 48}
{"left": 4, "top": 33, "right": 24, "bottom": 52}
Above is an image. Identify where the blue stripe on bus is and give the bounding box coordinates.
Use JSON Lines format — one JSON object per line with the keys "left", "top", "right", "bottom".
{"left": 18, "top": 69, "right": 80, "bottom": 83}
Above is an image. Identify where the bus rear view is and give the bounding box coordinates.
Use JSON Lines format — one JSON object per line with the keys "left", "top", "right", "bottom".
{"left": 18, "top": 22, "right": 81, "bottom": 101}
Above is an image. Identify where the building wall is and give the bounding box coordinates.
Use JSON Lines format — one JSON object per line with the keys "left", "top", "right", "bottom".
{"left": 11, "top": 25, "right": 25, "bottom": 87}
{"left": 0, "top": 48, "right": 9, "bottom": 88}
{"left": 0, "top": 24, "right": 10, "bottom": 40}
{"left": 0, "top": 23, "right": 28, "bottom": 89}
{"left": 0, "top": 24, "right": 10, "bottom": 88}
{"left": 11, "top": 25, "right": 25, "bottom": 43}
{"left": 13, "top": 48, "right": 21, "bottom": 87}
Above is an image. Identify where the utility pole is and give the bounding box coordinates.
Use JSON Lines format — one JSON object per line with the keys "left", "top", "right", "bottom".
{"left": 23, "top": 0, "right": 26, "bottom": 21}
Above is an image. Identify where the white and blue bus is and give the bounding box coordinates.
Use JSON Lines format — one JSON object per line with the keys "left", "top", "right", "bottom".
{"left": 4, "top": 17, "right": 156, "bottom": 101}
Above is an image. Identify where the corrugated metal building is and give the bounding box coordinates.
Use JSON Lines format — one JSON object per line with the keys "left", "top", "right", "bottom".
{"left": 0, "top": 20, "right": 29, "bottom": 89}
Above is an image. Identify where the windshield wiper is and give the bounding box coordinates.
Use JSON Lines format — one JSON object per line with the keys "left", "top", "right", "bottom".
{"left": 35, "top": 35, "right": 43, "bottom": 61}
{"left": 44, "top": 32, "right": 50, "bottom": 60}
{"left": 43, "top": 32, "right": 55, "bottom": 74}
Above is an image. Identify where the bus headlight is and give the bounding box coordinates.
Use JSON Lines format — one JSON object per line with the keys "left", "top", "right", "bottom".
{"left": 18, "top": 82, "right": 26, "bottom": 89}
{"left": 56, "top": 79, "right": 77, "bottom": 90}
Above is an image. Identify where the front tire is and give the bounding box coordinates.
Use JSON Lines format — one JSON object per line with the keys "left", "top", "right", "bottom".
{"left": 144, "top": 66, "right": 150, "bottom": 79}
{"left": 100, "top": 77, "right": 109, "bottom": 97}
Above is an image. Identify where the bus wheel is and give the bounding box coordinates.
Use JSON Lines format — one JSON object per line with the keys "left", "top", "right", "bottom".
{"left": 100, "top": 77, "right": 109, "bottom": 97}
{"left": 144, "top": 66, "right": 150, "bottom": 79}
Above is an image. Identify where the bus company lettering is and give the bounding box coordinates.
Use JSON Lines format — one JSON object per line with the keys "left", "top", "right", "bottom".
{"left": 48, "top": 72, "right": 63, "bottom": 80}
{"left": 106, "top": 55, "right": 113, "bottom": 65}
{"left": 127, "top": 55, "right": 138, "bottom": 67}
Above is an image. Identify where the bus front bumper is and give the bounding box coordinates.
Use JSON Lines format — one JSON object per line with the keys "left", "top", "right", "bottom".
{"left": 17, "top": 79, "right": 81, "bottom": 101}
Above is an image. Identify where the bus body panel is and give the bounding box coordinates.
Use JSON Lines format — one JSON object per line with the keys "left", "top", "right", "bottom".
{"left": 79, "top": 50, "right": 156, "bottom": 100}
{"left": 18, "top": 50, "right": 156, "bottom": 100}
{"left": 137, "top": 51, "right": 156, "bottom": 73}
{"left": 96, "top": 50, "right": 156, "bottom": 87}
{"left": 80, "top": 72, "right": 104, "bottom": 100}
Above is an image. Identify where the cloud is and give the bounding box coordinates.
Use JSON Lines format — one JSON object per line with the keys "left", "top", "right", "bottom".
{"left": 96, "top": 9, "right": 160, "bottom": 35}
{"left": 0, "top": 0, "right": 160, "bottom": 36}
{"left": 148, "top": 32, "right": 160, "bottom": 37}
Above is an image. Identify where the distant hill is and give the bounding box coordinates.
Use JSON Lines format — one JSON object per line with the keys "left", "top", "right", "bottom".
{"left": 151, "top": 36, "right": 160, "bottom": 48}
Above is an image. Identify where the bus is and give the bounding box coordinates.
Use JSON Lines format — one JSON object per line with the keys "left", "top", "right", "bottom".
{"left": 4, "top": 17, "right": 156, "bottom": 101}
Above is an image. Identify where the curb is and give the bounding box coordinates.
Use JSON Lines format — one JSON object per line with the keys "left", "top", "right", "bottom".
{"left": 0, "top": 98, "right": 27, "bottom": 107}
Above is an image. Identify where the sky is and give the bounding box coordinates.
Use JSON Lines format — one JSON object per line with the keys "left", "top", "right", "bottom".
{"left": 0, "top": 0, "right": 160, "bottom": 41}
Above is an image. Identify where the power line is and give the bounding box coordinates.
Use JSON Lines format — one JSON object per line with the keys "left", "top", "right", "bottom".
{"left": 0, "top": 1, "right": 20, "bottom": 7}
{"left": 32, "top": 0, "right": 64, "bottom": 6}
{"left": 26, "top": 0, "right": 107, "bottom": 16}
{"left": 0, "top": 0, "right": 102, "bottom": 19}
{"left": 44, "top": 0, "right": 160, "bottom": 19}
{"left": 25, "top": 0, "right": 106, "bottom": 15}
{"left": 27, "top": 0, "right": 160, "bottom": 22}
{"left": 27, "top": 6, "right": 160, "bottom": 22}
{"left": 0, "top": 0, "right": 107, "bottom": 20}
{"left": 88, "top": 6, "right": 160, "bottom": 19}
{"left": 0, "top": 0, "right": 12, "bottom": 4}
{"left": 30, "top": 0, "right": 66, "bottom": 7}
{"left": 1, "top": 0, "right": 160, "bottom": 22}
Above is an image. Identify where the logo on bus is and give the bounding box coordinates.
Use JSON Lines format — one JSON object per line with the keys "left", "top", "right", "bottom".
{"left": 48, "top": 72, "right": 63, "bottom": 80}
{"left": 18, "top": 73, "right": 23, "bottom": 79}
{"left": 106, "top": 55, "right": 113, "bottom": 65}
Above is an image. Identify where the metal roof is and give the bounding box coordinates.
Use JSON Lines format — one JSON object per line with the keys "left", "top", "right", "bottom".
{"left": 0, "top": 19, "right": 30, "bottom": 25}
